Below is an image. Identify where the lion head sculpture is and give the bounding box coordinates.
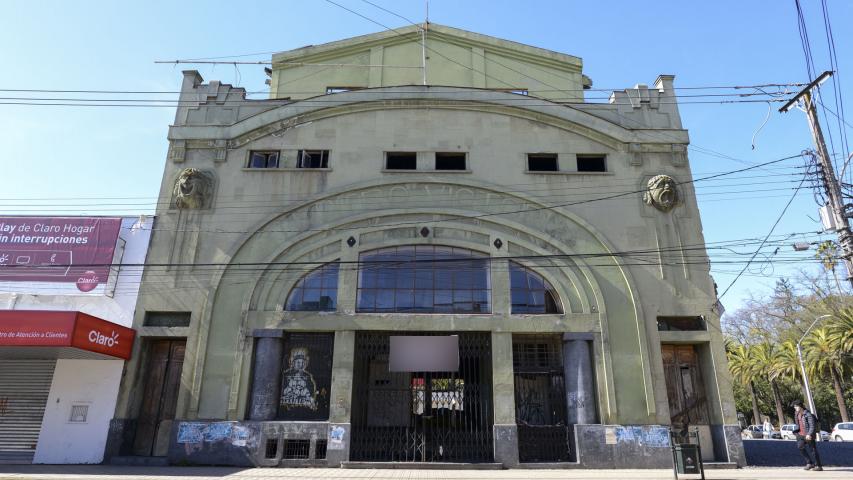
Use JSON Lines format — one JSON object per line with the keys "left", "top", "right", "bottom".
{"left": 173, "top": 168, "right": 214, "bottom": 209}
{"left": 643, "top": 174, "right": 679, "bottom": 212}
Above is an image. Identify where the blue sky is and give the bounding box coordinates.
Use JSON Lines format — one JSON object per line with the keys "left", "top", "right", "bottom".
{"left": 1, "top": 0, "right": 851, "bottom": 316}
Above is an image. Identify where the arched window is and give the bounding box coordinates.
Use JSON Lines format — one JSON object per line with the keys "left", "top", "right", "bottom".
{"left": 357, "top": 245, "right": 490, "bottom": 313}
{"left": 510, "top": 262, "right": 562, "bottom": 314}
{"left": 285, "top": 262, "right": 339, "bottom": 311}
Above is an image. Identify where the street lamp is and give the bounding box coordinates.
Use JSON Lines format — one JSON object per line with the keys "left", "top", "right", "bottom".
{"left": 797, "top": 314, "right": 833, "bottom": 425}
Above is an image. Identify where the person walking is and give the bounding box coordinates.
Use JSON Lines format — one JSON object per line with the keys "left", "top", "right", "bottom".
{"left": 792, "top": 400, "right": 822, "bottom": 471}
{"left": 763, "top": 417, "right": 773, "bottom": 438}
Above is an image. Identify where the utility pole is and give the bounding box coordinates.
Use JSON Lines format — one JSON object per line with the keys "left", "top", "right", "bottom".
{"left": 781, "top": 70, "right": 853, "bottom": 287}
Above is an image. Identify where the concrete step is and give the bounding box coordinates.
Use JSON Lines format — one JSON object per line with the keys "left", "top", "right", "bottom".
{"left": 108, "top": 456, "right": 169, "bottom": 467}
{"left": 342, "top": 461, "right": 504, "bottom": 469}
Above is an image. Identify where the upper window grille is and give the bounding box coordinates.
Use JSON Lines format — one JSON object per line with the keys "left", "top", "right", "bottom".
{"left": 509, "top": 262, "right": 562, "bottom": 314}
{"left": 357, "top": 245, "right": 490, "bottom": 313}
{"left": 285, "top": 262, "right": 339, "bottom": 311}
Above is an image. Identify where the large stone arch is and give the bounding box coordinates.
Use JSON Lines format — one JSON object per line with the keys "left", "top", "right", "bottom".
{"left": 188, "top": 179, "right": 655, "bottom": 425}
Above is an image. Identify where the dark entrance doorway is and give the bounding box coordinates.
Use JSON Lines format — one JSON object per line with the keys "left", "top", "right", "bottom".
{"left": 133, "top": 339, "right": 186, "bottom": 456}
{"left": 512, "top": 334, "right": 572, "bottom": 462}
{"left": 350, "top": 332, "right": 493, "bottom": 462}
{"left": 661, "top": 344, "right": 709, "bottom": 427}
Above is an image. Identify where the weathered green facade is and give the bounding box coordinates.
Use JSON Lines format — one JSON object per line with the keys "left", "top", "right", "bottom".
{"left": 108, "top": 24, "right": 743, "bottom": 468}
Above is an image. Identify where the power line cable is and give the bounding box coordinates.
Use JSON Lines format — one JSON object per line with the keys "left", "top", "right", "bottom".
{"left": 718, "top": 176, "right": 808, "bottom": 300}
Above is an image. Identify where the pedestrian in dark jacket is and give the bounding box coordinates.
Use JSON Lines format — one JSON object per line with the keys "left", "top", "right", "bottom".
{"left": 792, "top": 400, "right": 822, "bottom": 471}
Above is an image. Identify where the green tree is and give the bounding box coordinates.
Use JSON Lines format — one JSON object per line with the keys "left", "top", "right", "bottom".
{"left": 752, "top": 342, "right": 787, "bottom": 428}
{"left": 827, "top": 309, "right": 853, "bottom": 353}
{"left": 805, "top": 328, "right": 850, "bottom": 422}
{"left": 727, "top": 342, "right": 762, "bottom": 425}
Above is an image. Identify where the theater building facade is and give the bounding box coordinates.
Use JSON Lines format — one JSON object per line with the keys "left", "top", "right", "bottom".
{"left": 108, "top": 25, "right": 743, "bottom": 468}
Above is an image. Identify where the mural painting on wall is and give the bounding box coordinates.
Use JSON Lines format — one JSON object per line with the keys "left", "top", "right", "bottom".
{"left": 278, "top": 333, "right": 333, "bottom": 420}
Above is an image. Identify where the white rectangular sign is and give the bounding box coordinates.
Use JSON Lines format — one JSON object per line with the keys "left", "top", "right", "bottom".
{"left": 389, "top": 335, "right": 459, "bottom": 372}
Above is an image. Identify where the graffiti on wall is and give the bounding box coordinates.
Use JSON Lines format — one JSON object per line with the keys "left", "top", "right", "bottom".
{"left": 281, "top": 347, "right": 318, "bottom": 411}
{"left": 605, "top": 426, "right": 670, "bottom": 448}
{"left": 176, "top": 422, "right": 258, "bottom": 455}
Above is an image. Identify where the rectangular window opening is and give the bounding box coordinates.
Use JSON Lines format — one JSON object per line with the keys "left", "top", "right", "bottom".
{"left": 69, "top": 404, "right": 89, "bottom": 423}
{"left": 248, "top": 150, "right": 280, "bottom": 169}
{"left": 527, "top": 153, "right": 558, "bottom": 172}
{"left": 144, "top": 311, "right": 191, "bottom": 327}
{"left": 314, "top": 440, "right": 327, "bottom": 459}
{"left": 282, "top": 439, "right": 311, "bottom": 459}
{"left": 297, "top": 150, "right": 329, "bottom": 169}
{"left": 264, "top": 438, "right": 279, "bottom": 459}
{"left": 657, "top": 316, "right": 706, "bottom": 331}
{"left": 435, "top": 152, "right": 467, "bottom": 170}
{"left": 385, "top": 152, "right": 417, "bottom": 170}
{"left": 577, "top": 155, "right": 606, "bottom": 172}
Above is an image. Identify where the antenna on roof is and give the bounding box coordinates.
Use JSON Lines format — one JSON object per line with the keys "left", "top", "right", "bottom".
{"left": 421, "top": 0, "right": 428, "bottom": 85}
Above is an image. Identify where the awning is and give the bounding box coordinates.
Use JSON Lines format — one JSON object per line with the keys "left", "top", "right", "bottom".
{"left": 0, "top": 310, "right": 135, "bottom": 360}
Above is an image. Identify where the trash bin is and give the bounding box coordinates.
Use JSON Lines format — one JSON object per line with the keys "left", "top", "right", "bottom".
{"left": 674, "top": 443, "right": 700, "bottom": 474}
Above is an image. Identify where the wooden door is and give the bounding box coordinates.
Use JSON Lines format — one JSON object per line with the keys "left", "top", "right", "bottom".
{"left": 661, "top": 344, "right": 709, "bottom": 425}
{"left": 133, "top": 340, "right": 186, "bottom": 456}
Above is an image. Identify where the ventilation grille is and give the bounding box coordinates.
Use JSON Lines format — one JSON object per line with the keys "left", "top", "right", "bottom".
{"left": 315, "top": 440, "right": 327, "bottom": 459}
{"left": 283, "top": 439, "right": 311, "bottom": 459}
{"left": 264, "top": 438, "right": 278, "bottom": 459}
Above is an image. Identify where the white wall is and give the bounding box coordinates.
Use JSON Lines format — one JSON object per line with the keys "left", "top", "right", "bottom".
{"left": 33, "top": 360, "right": 123, "bottom": 464}
{"left": 0, "top": 216, "right": 152, "bottom": 464}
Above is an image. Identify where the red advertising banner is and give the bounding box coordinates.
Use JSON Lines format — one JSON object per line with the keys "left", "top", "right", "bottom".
{"left": 0, "top": 310, "right": 135, "bottom": 360}
{"left": 0, "top": 217, "right": 121, "bottom": 292}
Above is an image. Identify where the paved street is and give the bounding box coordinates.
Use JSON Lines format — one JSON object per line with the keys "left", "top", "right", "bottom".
{"left": 0, "top": 466, "right": 852, "bottom": 480}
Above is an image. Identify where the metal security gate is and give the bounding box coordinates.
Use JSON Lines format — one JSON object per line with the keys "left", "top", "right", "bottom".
{"left": 350, "top": 332, "right": 493, "bottom": 462}
{"left": 512, "top": 335, "right": 572, "bottom": 462}
{"left": 0, "top": 360, "right": 56, "bottom": 464}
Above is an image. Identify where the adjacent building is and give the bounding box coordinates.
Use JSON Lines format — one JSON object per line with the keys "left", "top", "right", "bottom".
{"left": 0, "top": 216, "right": 151, "bottom": 464}
{"left": 108, "top": 24, "right": 743, "bottom": 468}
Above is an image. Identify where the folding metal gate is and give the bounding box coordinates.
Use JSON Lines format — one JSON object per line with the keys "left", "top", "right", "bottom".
{"left": 0, "top": 360, "right": 56, "bottom": 464}
{"left": 350, "top": 332, "right": 493, "bottom": 462}
{"left": 512, "top": 335, "right": 572, "bottom": 462}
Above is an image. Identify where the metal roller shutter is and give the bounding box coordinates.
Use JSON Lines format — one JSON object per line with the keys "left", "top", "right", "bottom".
{"left": 0, "top": 360, "right": 56, "bottom": 464}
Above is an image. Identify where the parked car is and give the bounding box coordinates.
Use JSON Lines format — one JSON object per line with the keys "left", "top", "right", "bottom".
{"left": 831, "top": 422, "right": 853, "bottom": 442}
{"left": 742, "top": 425, "right": 764, "bottom": 439}
{"left": 766, "top": 429, "right": 782, "bottom": 439}
{"left": 781, "top": 424, "right": 797, "bottom": 440}
{"left": 784, "top": 423, "right": 828, "bottom": 442}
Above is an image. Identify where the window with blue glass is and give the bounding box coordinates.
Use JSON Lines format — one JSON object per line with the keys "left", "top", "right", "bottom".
{"left": 285, "top": 262, "right": 339, "bottom": 311}
{"left": 357, "top": 245, "right": 490, "bottom": 313}
{"left": 509, "top": 262, "right": 562, "bottom": 314}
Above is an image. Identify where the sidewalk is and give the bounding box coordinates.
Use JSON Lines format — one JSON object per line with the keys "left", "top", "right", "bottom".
{"left": 0, "top": 466, "right": 851, "bottom": 480}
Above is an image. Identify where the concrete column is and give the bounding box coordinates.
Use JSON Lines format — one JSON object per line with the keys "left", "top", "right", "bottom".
{"left": 563, "top": 335, "right": 596, "bottom": 425}
{"left": 248, "top": 329, "right": 283, "bottom": 421}
{"left": 490, "top": 257, "right": 511, "bottom": 316}
{"left": 327, "top": 330, "right": 355, "bottom": 466}
{"left": 491, "top": 332, "right": 518, "bottom": 467}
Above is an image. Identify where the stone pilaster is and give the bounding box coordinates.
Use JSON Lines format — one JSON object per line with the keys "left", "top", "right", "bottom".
{"left": 491, "top": 331, "right": 518, "bottom": 467}
{"left": 248, "top": 329, "right": 283, "bottom": 421}
{"left": 563, "top": 335, "right": 597, "bottom": 425}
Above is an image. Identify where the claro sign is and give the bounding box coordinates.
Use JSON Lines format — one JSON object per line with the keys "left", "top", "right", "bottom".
{"left": 0, "top": 217, "right": 121, "bottom": 293}
{"left": 0, "top": 310, "right": 135, "bottom": 360}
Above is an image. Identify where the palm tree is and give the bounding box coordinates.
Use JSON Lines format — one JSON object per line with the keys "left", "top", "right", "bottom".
{"left": 727, "top": 342, "right": 762, "bottom": 425}
{"left": 769, "top": 340, "right": 808, "bottom": 402}
{"left": 827, "top": 310, "right": 853, "bottom": 353}
{"left": 753, "top": 343, "right": 787, "bottom": 428}
{"left": 804, "top": 328, "right": 850, "bottom": 422}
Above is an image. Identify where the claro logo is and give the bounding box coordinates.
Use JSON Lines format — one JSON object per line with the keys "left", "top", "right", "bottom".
{"left": 88, "top": 330, "right": 119, "bottom": 348}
